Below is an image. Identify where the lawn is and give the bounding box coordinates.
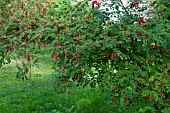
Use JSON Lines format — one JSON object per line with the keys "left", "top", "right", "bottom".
{"left": 0, "top": 48, "right": 120, "bottom": 113}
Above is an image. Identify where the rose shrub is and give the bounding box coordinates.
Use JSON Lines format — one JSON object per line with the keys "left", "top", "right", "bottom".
{"left": 52, "top": 0, "right": 170, "bottom": 112}
{"left": 0, "top": 0, "right": 170, "bottom": 112}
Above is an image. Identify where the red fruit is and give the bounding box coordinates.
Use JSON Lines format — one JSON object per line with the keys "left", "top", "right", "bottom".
{"left": 130, "top": 36, "right": 133, "bottom": 40}
{"left": 22, "top": 14, "right": 25, "bottom": 18}
{"left": 152, "top": 81, "right": 156, "bottom": 86}
{"left": 26, "top": 12, "right": 30, "bottom": 16}
{"left": 42, "top": 8, "right": 46, "bottom": 14}
{"left": 113, "top": 86, "right": 116, "bottom": 92}
{"left": 74, "top": 72, "right": 77, "bottom": 77}
{"left": 146, "top": 96, "right": 149, "bottom": 100}
{"left": 5, "top": 30, "right": 8, "bottom": 35}
{"left": 135, "top": 82, "right": 140, "bottom": 88}
{"left": 112, "top": 97, "right": 116, "bottom": 102}
{"left": 133, "top": 1, "right": 139, "bottom": 6}
{"left": 62, "top": 26, "right": 66, "bottom": 30}
{"left": 26, "top": 54, "right": 30, "bottom": 60}
{"left": 27, "top": 24, "right": 30, "bottom": 27}
{"left": 78, "top": 58, "right": 80, "bottom": 62}
{"left": 16, "top": 29, "right": 19, "bottom": 33}
{"left": 80, "top": 70, "right": 84, "bottom": 75}
{"left": 55, "top": 24, "right": 58, "bottom": 28}
{"left": 132, "top": 92, "right": 134, "bottom": 96}
{"left": 146, "top": 96, "right": 152, "bottom": 101}
{"left": 5, "top": 47, "right": 8, "bottom": 52}
{"left": 112, "top": 54, "right": 117, "bottom": 59}
{"left": 102, "top": 40, "right": 106, "bottom": 44}
{"left": 36, "top": 3, "right": 39, "bottom": 7}
{"left": 160, "top": 82, "right": 163, "bottom": 87}
{"left": 72, "top": 33, "right": 76, "bottom": 38}
{"left": 56, "top": 30, "right": 59, "bottom": 35}
{"left": 13, "top": 9, "right": 16, "bottom": 12}
{"left": 162, "top": 48, "right": 166, "bottom": 53}
{"left": 155, "top": 44, "right": 158, "bottom": 48}
{"left": 56, "top": 40, "right": 61, "bottom": 46}
{"left": 97, "top": 2, "right": 100, "bottom": 7}
{"left": 62, "top": 66, "right": 65, "bottom": 71}
{"left": 65, "top": 52, "right": 70, "bottom": 58}
{"left": 70, "top": 58, "right": 74, "bottom": 62}
{"left": 86, "top": 16, "right": 90, "bottom": 19}
{"left": 162, "top": 66, "right": 165, "bottom": 71}
{"left": 5, "top": 38, "right": 8, "bottom": 42}
{"left": 160, "top": 91, "right": 163, "bottom": 95}
{"left": 124, "top": 99, "right": 127, "bottom": 104}
{"left": 92, "top": 44, "right": 95, "bottom": 49}
{"left": 92, "top": 0, "right": 100, "bottom": 7}
{"left": 51, "top": 52, "right": 56, "bottom": 58}
{"left": 52, "top": 2, "right": 55, "bottom": 4}
{"left": 43, "top": 42, "right": 46, "bottom": 47}
{"left": 104, "top": 32, "right": 107, "bottom": 36}
{"left": 107, "top": 53, "right": 111, "bottom": 58}
{"left": 146, "top": 34, "right": 148, "bottom": 39}
{"left": 149, "top": 96, "right": 152, "bottom": 101}
{"left": 24, "top": 34, "right": 27, "bottom": 42}
{"left": 73, "top": 32, "right": 80, "bottom": 38}
{"left": 22, "top": 77, "right": 24, "bottom": 82}
{"left": 74, "top": 52, "right": 81, "bottom": 56}
{"left": 74, "top": 52, "right": 77, "bottom": 56}
{"left": 142, "top": 78, "right": 146, "bottom": 82}
{"left": 62, "top": 77, "right": 66, "bottom": 82}
{"left": 13, "top": 19, "right": 16, "bottom": 23}
{"left": 164, "top": 75, "right": 168, "bottom": 79}
{"left": 24, "top": 44, "right": 27, "bottom": 49}
{"left": 137, "top": 30, "right": 140, "bottom": 36}
{"left": 150, "top": 44, "right": 152, "bottom": 49}
{"left": 148, "top": 58, "right": 152, "bottom": 63}
{"left": 77, "top": 52, "right": 81, "bottom": 56}
{"left": 92, "top": 0, "right": 98, "bottom": 7}
{"left": 68, "top": 91, "right": 70, "bottom": 96}
{"left": 138, "top": 18, "right": 144, "bottom": 24}
{"left": 0, "top": 21, "right": 2, "bottom": 25}
{"left": 126, "top": 96, "right": 129, "bottom": 100}
{"left": 26, "top": 67, "right": 29, "bottom": 72}
{"left": 158, "top": 10, "right": 162, "bottom": 14}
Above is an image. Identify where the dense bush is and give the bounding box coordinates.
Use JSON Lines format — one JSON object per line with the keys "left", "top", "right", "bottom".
{"left": 0, "top": 0, "right": 169, "bottom": 112}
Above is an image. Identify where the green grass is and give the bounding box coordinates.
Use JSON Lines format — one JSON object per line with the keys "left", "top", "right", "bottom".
{"left": 0, "top": 61, "right": 118, "bottom": 113}
{"left": 0, "top": 50, "right": 121, "bottom": 113}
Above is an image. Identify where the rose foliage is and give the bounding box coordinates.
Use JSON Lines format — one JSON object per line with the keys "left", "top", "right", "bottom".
{"left": 0, "top": 0, "right": 170, "bottom": 112}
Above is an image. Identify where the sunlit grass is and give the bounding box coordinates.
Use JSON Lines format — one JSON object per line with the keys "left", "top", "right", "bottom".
{"left": 0, "top": 48, "right": 118, "bottom": 113}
